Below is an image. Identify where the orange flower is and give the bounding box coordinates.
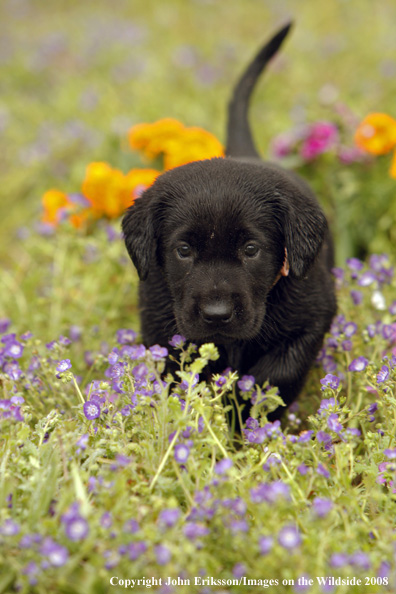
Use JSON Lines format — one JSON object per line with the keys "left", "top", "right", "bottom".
{"left": 69, "top": 211, "right": 91, "bottom": 229}
{"left": 129, "top": 118, "right": 185, "bottom": 160}
{"left": 81, "top": 162, "right": 161, "bottom": 219}
{"left": 390, "top": 149, "right": 396, "bottom": 179}
{"left": 355, "top": 113, "right": 396, "bottom": 155}
{"left": 82, "top": 162, "right": 128, "bottom": 219}
{"left": 41, "top": 189, "right": 72, "bottom": 225}
{"left": 128, "top": 118, "right": 224, "bottom": 169}
{"left": 163, "top": 126, "right": 224, "bottom": 169}
{"left": 124, "top": 168, "right": 161, "bottom": 206}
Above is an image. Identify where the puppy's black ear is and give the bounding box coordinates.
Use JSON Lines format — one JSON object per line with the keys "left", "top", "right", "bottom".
{"left": 122, "top": 190, "right": 155, "bottom": 281}
{"left": 281, "top": 186, "right": 327, "bottom": 278}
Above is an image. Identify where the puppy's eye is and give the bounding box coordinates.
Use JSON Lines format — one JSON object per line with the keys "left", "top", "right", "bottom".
{"left": 244, "top": 244, "right": 260, "bottom": 257}
{"left": 176, "top": 244, "right": 192, "bottom": 259}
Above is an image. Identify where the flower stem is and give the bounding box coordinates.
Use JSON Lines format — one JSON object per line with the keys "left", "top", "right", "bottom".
{"left": 72, "top": 375, "right": 85, "bottom": 405}
{"left": 150, "top": 429, "right": 180, "bottom": 491}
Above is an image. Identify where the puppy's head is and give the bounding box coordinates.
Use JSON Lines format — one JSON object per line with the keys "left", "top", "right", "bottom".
{"left": 122, "top": 158, "right": 327, "bottom": 343}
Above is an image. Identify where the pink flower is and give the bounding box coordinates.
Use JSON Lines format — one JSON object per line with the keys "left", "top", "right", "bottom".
{"left": 300, "top": 121, "right": 339, "bottom": 161}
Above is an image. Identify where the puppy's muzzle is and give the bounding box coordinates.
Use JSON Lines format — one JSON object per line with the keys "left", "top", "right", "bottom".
{"left": 199, "top": 300, "right": 234, "bottom": 325}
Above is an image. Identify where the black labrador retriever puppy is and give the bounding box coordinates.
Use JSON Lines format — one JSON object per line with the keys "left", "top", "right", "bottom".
{"left": 122, "top": 24, "right": 337, "bottom": 418}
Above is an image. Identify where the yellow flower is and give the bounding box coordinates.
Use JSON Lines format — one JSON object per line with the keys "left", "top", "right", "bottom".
{"left": 390, "top": 149, "right": 396, "bottom": 179}
{"left": 81, "top": 162, "right": 161, "bottom": 219}
{"left": 355, "top": 113, "right": 396, "bottom": 155}
{"left": 41, "top": 189, "right": 72, "bottom": 225}
{"left": 82, "top": 162, "right": 127, "bottom": 219}
{"left": 163, "top": 126, "right": 224, "bottom": 169}
{"left": 124, "top": 168, "right": 161, "bottom": 206}
{"left": 128, "top": 118, "right": 224, "bottom": 169}
{"left": 128, "top": 118, "right": 185, "bottom": 160}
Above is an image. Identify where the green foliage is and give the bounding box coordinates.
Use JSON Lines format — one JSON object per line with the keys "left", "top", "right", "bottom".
{"left": 1, "top": 248, "right": 396, "bottom": 593}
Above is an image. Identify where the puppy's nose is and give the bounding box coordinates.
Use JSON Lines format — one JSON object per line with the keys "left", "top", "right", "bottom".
{"left": 200, "top": 301, "right": 234, "bottom": 324}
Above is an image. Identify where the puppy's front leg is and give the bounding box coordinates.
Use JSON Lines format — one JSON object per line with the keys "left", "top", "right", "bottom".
{"left": 246, "top": 333, "right": 323, "bottom": 419}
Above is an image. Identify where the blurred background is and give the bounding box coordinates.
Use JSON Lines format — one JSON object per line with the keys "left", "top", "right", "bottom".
{"left": 1, "top": 0, "right": 395, "bottom": 266}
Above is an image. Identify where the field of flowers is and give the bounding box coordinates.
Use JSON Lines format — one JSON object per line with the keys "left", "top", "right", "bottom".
{"left": 1, "top": 1, "right": 396, "bottom": 593}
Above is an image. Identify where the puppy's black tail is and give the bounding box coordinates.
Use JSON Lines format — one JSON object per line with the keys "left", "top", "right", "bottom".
{"left": 226, "top": 22, "right": 293, "bottom": 159}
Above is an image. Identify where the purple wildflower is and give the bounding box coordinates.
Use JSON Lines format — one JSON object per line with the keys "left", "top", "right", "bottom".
{"left": 346, "top": 257, "right": 363, "bottom": 271}
{"left": 298, "top": 430, "right": 314, "bottom": 443}
{"left": 389, "top": 301, "right": 396, "bottom": 315}
{"left": 250, "top": 481, "right": 290, "bottom": 504}
{"left": 259, "top": 535, "right": 273, "bottom": 555}
{"left": 149, "top": 344, "right": 168, "bottom": 360}
{"left": 317, "top": 429, "right": 334, "bottom": 447}
{"left": 232, "top": 563, "right": 247, "bottom": 578}
{"left": 377, "top": 365, "right": 390, "bottom": 384}
{"left": 22, "top": 561, "right": 39, "bottom": 584}
{"left": 312, "top": 497, "right": 333, "bottom": 517}
{"left": 109, "top": 362, "right": 124, "bottom": 380}
{"left": 123, "top": 344, "right": 146, "bottom": 360}
{"left": 132, "top": 363, "right": 148, "bottom": 381}
{"left": 343, "top": 322, "right": 357, "bottom": 337}
{"left": 358, "top": 271, "right": 376, "bottom": 287}
{"left": 0, "top": 319, "right": 11, "bottom": 334}
{"left": 108, "top": 351, "right": 119, "bottom": 365}
{"left": 184, "top": 522, "right": 209, "bottom": 540}
{"left": 0, "top": 519, "right": 20, "bottom": 536}
{"left": 125, "top": 541, "right": 147, "bottom": 560}
{"left": 318, "top": 397, "right": 336, "bottom": 413}
{"left": 329, "top": 552, "right": 349, "bottom": 568}
{"left": 174, "top": 443, "right": 190, "bottom": 464}
{"left": 229, "top": 518, "right": 249, "bottom": 533}
{"left": 40, "top": 538, "right": 69, "bottom": 567}
{"left": 298, "top": 464, "right": 309, "bottom": 475}
{"left": 320, "top": 375, "right": 340, "bottom": 391}
{"left": 350, "top": 551, "right": 371, "bottom": 570}
{"left": 245, "top": 417, "right": 259, "bottom": 430}
{"left": 214, "top": 458, "right": 233, "bottom": 475}
{"left": 103, "top": 549, "right": 120, "bottom": 570}
{"left": 237, "top": 375, "right": 255, "bottom": 392}
{"left": 4, "top": 362, "right": 22, "bottom": 381}
{"left": 64, "top": 515, "right": 89, "bottom": 541}
{"left": 123, "top": 519, "right": 139, "bottom": 533}
{"left": 327, "top": 413, "right": 343, "bottom": 434}
{"left": 116, "top": 329, "right": 137, "bottom": 345}
{"left": 76, "top": 434, "right": 89, "bottom": 451}
{"left": 316, "top": 463, "right": 330, "bottom": 478}
{"left": 180, "top": 373, "right": 199, "bottom": 390}
{"left": 278, "top": 525, "right": 302, "bottom": 549}
{"left": 378, "top": 561, "right": 391, "bottom": 579}
{"left": 159, "top": 508, "right": 180, "bottom": 528}
{"left": 83, "top": 400, "right": 101, "bottom": 420}
{"left": 341, "top": 339, "right": 353, "bottom": 351}
{"left": 168, "top": 334, "right": 186, "bottom": 348}
{"left": 69, "top": 325, "right": 82, "bottom": 341}
{"left": 350, "top": 290, "right": 363, "bottom": 305}
{"left": 348, "top": 356, "right": 368, "bottom": 372}
{"left": 155, "top": 544, "right": 172, "bottom": 565}
{"left": 56, "top": 359, "right": 72, "bottom": 374}
{"left": 263, "top": 454, "right": 282, "bottom": 470}
{"left": 215, "top": 374, "right": 227, "bottom": 388}
{"left": 3, "top": 340, "right": 24, "bottom": 359}
{"left": 100, "top": 512, "right": 113, "bottom": 529}
{"left": 382, "top": 324, "right": 396, "bottom": 341}
{"left": 384, "top": 448, "right": 396, "bottom": 459}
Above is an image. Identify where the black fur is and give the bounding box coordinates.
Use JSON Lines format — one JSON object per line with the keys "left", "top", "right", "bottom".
{"left": 122, "top": 23, "right": 337, "bottom": 419}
